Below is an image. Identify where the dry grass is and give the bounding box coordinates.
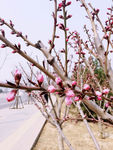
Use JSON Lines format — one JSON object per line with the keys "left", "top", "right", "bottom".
{"left": 33, "top": 120, "right": 113, "bottom": 150}
{"left": 33, "top": 105, "right": 113, "bottom": 150}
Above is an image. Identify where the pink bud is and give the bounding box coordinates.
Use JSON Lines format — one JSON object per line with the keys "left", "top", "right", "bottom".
{"left": 76, "top": 52, "right": 79, "bottom": 54}
{"left": 65, "top": 28, "right": 69, "bottom": 31}
{"left": 0, "top": 44, "right": 6, "bottom": 48}
{"left": 97, "top": 96, "right": 102, "bottom": 101}
{"left": 66, "top": 1, "right": 71, "bottom": 6}
{"left": 37, "top": 74, "right": 44, "bottom": 83}
{"left": 58, "top": 3, "right": 63, "bottom": 8}
{"left": 107, "top": 8, "right": 112, "bottom": 10}
{"left": 0, "top": 29, "right": 5, "bottom": 37}
{"left": 105, "top": 103, "right": 109, "bottom": 108}
{"left": 66, "top": 38, "right": 69, "bottom": 42}
{"left": 81, "top": 51, "right": 86, "bottom": 55}
{"left": 55, "top": 77, "right": 62, "bottom": 85}
{"left": 14, "top": 69, "right": 22, "bottom": 85}
{"left": 104, "top": 34, "right": 109, "bottom": 40}
{"left": 72, "top": 81, "right": 77, "bottom": 86}
{"left": 59, "top": 15, "right": 64, "bottom": 19}
{"left": 6, "top": 90, "right": 17, "bottom": 102}
{"left": 12, "top": 50, "right": 17, "bottom": 53}
{"left": 83, "top": 84, "right": 90, "bottom": 90}
{"left": 11, "top": 31, "right": 16, "bottom": 34}
{"left": 10, "top": 20, "right": 14, "bottom": 27}
{"left": 87, "top": 97, "right": 91, "bottom": 100}
{"left": 58, "top": 23, "right": 65, "bottom": 30}
{"left": 67, "top": 15, "right": 72, "bottom": 19}
{"left": 48, "top": 85, "right": 56, "bottom": 93}
{"left": 95, "top": 91, "right": 102, "bottom": 97}
{"left": 55, "top": 35, "right": 60, "bottom": 38}
{"left": 102, "top": 88, "right": 109, "bottom": 94}
{"left": 66, "top": 90, "right": 75, "bottom": 97}
{"left": 65, "top": 97, "right": 72, "bottom": 106}
{"left": 110, "top": 96, "right": 113, "bottom": 100}
{"left": 74, "top": 96, "right": 79, "bottom": 101}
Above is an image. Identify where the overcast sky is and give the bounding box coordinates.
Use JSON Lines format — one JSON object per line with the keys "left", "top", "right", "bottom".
{"left": 0, "top": 0, "right": 112, "bottom": 82}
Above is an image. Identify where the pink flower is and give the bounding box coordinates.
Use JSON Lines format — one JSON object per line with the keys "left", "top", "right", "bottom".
{"left": 48, "top": 85, "right": 56, "bottom": 93}
{"left": 95, "top": 91, "right": 102, "bottom": 97}
{"left": 65, "top": 97, "right": 72, "bottom": 106}
{"left": 14, "top": 69, "right": 22, "bottom": 85}
{"left": 74, "top": 96, "right": 79, "bottom": 101}
{"left": 97, "top": 96, "right": 102, "bottom": 101}
{"left": 6, "top": 90, "right": 17, "bottom": 102}
{"left": 37, "top": 74, "right": 44, "bottom": 83}
{"left": 72, "top": 81, "right": 77, "bottom": 86}
{"left": 83, "top": 84, "right": 90, "bottom": 91}
{"left": 102, "top": 88, "right": 109, "bottom": 94}
{"left": 66, "top": 90, "right": 75, "bottom": 97}
{"left": 55, "top": 77, "right": 62, "bottom": 85}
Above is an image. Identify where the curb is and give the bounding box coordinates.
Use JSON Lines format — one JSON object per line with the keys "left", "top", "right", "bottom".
{"left": 0, "top": 94, "right": 56, "bottom": 150}
{"left": 0, "top": 109, "right": 46, "bottom": 150}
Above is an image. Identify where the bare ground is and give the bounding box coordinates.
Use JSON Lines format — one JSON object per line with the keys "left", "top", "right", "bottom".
{"left": 33, "top": 118, "right": 113, "bottom": 150}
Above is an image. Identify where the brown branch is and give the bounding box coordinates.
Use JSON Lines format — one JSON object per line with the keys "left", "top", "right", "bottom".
{"left": 0, "top": 82, "right": 45, "bottom": 91}
{"left": 49, "top": 0, "right": 57, "bottom": 53}
{"left": 0, "top": 34, "right": 55, "bottom": 81}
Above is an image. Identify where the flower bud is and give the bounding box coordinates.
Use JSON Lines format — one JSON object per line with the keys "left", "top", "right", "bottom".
{"left": 66, "top": 90, "right": 75, "bottom": 97}
{"left": 55, "top": 77, "right": 62, "bottom": 85}
{"left": 66, "top": 1, "right": 71, "bottom": 6}
{"left": 66, "top": 15, "right": 72, "bottom": 19}
{"left": 97, "top": 96, "right": 102, "bottom": 101}
{"left": 105, "top": 103, "right": 109, "bottom": 108}
{"left": 0, "top": 29, "right": 5, "bottom": 37}
{"left": 48, "top": 85, "right": 56, "bottom": 93}
{"left": 104, "top": 34, "right": 109, "bottom": 40}
{"left": 72, "top": 81, "right": 77, "bottom": 86}
{"left": 37, "top": 74, "right": 44, "bottom": 84}
{"left": 74, "top": 96, "right": 79, "bottom": 101}
{"left": 65, "top": 97, "right": 72, "bottom": 106}
{"left": 58, "top": 3, "right": 63, "bottom": 8}
{"left": 59, "top": 15, "right": 64, "bottom": 19}
{"left": 0, "top": 44, "right": 7, "bottom": 48}
{"left": 65, "top": 27, "right": 69, "bottom": 31}
{"left": 83, "top": 84, "right": 90, "bottom": 91}
{"left": 10, "top": 20, "right": 14, "bottom": 27}
{"left": 102, "top": 88, "right": 109, "bottom": 95}
{"left": 58, "top": 23, "right": 65, "bottom": 30}
{"left": 95, "top": 91, "right": 102, "bottom": 97}
{"left": 6, "top": 90, "right": 17, "bottom": 102}
{"left": 14, "top": 69, "right": 22, "bottom": 85}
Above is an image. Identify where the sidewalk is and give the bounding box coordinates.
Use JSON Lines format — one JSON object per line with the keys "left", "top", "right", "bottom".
{"left": 0, "top": 104, "right": 46, "bottom": 150}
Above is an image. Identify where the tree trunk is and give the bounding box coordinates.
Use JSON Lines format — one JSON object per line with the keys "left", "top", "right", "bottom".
{"left": 58, "top": 125, "right": 64, "bottom": 150}
{"left": 83, "top": 98, "right": 113, "bottom": 124}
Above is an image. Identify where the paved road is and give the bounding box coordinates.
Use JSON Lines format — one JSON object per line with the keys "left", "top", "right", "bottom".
{"left": 0, "top": 105, "right": 39, "bottom": 142}
{"left": 0, "top": 93, "right": 56, "bottom": 150}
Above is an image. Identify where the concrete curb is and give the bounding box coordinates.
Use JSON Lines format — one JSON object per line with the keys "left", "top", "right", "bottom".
{"left": 0, "top": 110, "right": 46, "bottom": 150}
{"left": 0, "top": 94, "right": 56, "bottom": 150}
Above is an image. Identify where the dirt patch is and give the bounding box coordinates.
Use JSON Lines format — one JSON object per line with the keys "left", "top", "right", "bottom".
{"left": 33, "top": 120, "right": 113, "bottom": 150}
